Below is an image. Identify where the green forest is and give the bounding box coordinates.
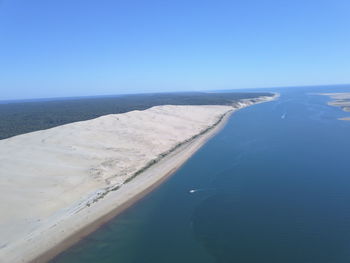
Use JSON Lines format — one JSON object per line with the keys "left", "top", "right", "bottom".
{"left": 0, "top": 92, "right": 272, "bottom": 140}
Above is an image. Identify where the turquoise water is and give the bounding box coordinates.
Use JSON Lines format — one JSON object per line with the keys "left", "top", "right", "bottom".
{"left": 52, "top": 87, "right": 350, "bottom": 263}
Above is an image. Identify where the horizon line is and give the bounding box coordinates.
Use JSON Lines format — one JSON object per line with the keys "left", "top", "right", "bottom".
{"left": 1, "top": 83, "right": 349, "bottom": 103}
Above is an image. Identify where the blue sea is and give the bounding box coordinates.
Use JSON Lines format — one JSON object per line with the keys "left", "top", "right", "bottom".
{"left": 52, "top": 86, "right": 350, "bottom": 263}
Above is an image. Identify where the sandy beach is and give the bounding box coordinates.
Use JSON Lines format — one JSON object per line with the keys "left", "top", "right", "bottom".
{"left": 319, "top": 93, "right": 350, "bottom": 120}
{"left": 0, "top": 95, "right": 276, "bottom": 263}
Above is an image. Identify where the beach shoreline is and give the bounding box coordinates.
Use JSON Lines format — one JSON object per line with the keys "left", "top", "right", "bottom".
{"left": 30, "top": 107, "right": 236, "bottom": 263}
{"left": 47, "top": 95, "right": 278, "bottom": 263}
{"left": 32, "top": 107, "right": 235, "bottom": 263}
{"left": 0, "top": 95, "right": 277, "bottom": 263}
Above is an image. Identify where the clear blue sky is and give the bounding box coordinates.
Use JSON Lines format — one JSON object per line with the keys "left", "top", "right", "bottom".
{"left": 1, "top": 0, "right": 349, "bottom": 100}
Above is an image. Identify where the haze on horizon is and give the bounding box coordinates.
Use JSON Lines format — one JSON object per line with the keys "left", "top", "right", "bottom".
{"left": 1, "top": 0, "right": 350, "bottom": 100}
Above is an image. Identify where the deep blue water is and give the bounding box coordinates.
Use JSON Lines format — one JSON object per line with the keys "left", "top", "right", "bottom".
{"left": 52, "top": 86, "right": 350, "bottom": 263}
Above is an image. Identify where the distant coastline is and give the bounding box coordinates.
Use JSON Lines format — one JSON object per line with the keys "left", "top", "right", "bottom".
{"left": 318, "top": 92, "right": 350, "bottom": 120}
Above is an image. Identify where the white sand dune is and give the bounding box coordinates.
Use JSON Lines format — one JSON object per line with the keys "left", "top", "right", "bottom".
{"left": 0, "top": 95, "right": 276, "bottom": 262}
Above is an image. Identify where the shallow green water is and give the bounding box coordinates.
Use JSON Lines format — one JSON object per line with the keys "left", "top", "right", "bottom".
{"left": 53, "top": 86, "right": 350, "bottom": 263}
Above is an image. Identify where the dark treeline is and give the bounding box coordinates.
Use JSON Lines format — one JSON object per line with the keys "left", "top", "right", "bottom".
{"left": 0, "top": 92, "right": 273, "bottom": 140}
